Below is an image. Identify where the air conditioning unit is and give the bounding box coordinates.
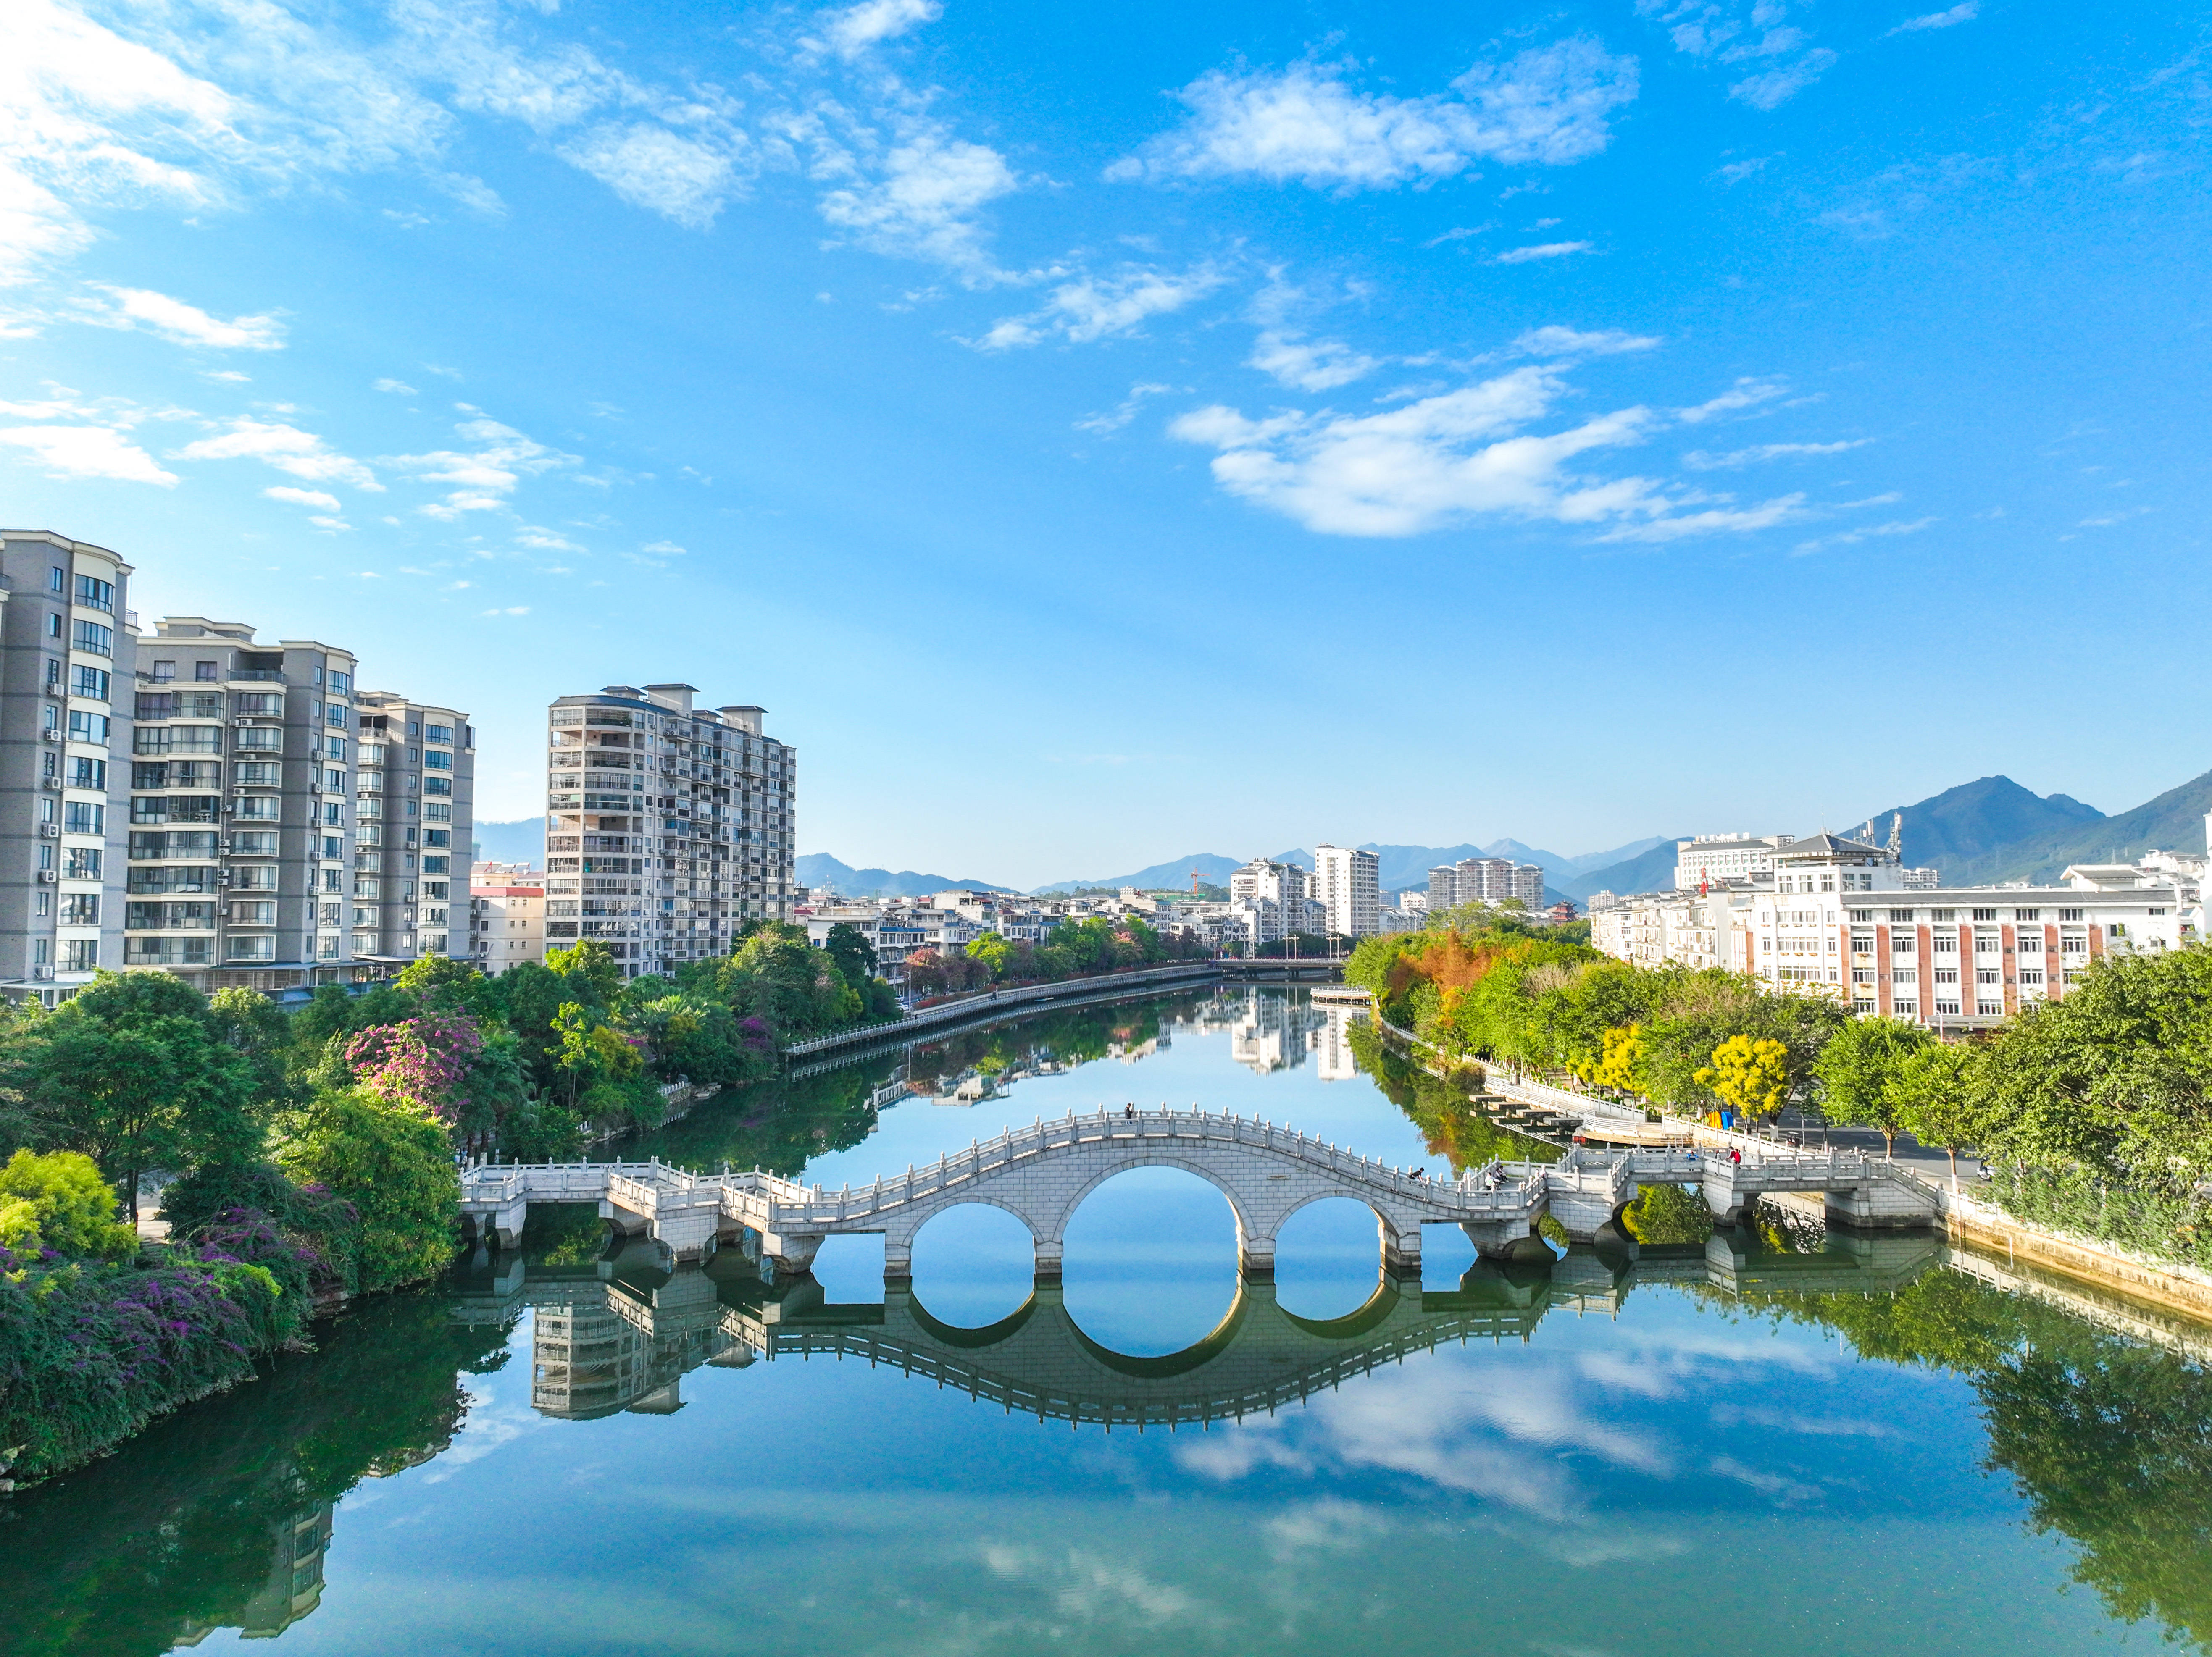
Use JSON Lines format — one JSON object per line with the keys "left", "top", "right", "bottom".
{"left": 39, "top": 777, "right": 60, "bottom": 791}
{"left": 39, "top": 730, "right": 59, "bottom": 743}
{"left": 30, "top": 966, "right": 51, "bottom": 980}
{"left": 36, "top": 869, "right": 56, "bottom": 884}
{"left": 38, "top": 824, "right": 59, "bottom": 838}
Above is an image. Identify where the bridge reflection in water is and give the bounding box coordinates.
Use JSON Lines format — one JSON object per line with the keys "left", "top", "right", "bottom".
{"left": 451, "top": 1227, "right": 1943, "bottom": 1426}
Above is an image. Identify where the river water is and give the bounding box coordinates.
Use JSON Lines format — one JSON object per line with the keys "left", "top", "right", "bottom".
{"left": 6, "top": 985, "right": 2209, "bottom": 1656}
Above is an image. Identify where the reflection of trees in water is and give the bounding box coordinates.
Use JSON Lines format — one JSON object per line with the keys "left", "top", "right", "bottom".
{"left": 0, "top": 1293, "right": 516, "bottom": 1657}
{"left": 1773, "top": 1268, "right": 2212, "bottom": 1652}
{"left": 1345, "top": 1017, "right": 1560, "bottom": 1173}
{"left": 615, "top": 990, "right": 1217, "bottom": 1177}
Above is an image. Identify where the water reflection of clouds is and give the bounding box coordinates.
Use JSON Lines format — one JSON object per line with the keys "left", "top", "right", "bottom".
{"left": 981, "top": 1541, "right": 1226, "bottom": 1633}
{"left": 1175, "top": 1323, "right": 1854, "bottom": 1525}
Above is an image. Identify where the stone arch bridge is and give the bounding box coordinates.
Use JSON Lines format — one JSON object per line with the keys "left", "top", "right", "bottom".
{"left": 460, "top": 1108, "right": 1940, "bottom": 1276}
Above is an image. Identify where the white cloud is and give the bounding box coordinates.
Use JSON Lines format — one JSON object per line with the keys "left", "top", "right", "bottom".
{"left": 1248, "top": 331, "right": 1382, "bottom": 391}
{"left": 174, "top": 418, "right": 382, "bottom": 489}
{"left": 815, "top": 0, "right": 942, "bottom": 60}
{"left": 1110, "top": 39, "right": 1637, "bottom": 191}
{"left": 1512, "top": 325, "right": 1661, "bottom": 357}
{"left": 309, "top": 515, "right": 351, "bottom": 530}
{"left": 0, "top": 423, "right": 179, "bottom": 484}
{"left": 201, "top": 368, "right": 250, "bottom": 383}
{"left": 1712, "top": 155, "right": 1773, "bottom": 186}
{"left": 1731, "top": 50, "right": 1839, "bottom": 110}
{"left": 558, "top": 122, "right": 743, "bottom": 230}
{"left": 1598, "top": 496, "right": 1808, "bottom": 541}
{"left": 980, "top": 264, "right": 1223, "bottom": 349}
{"left": 1891, "top": 3, "right": 1978, "bottom": 33}
{"left": 375, "top": 378, "right": 420, "bottom": 395}
{"left": 263, "top": 484, "right": 341, "bottom": 509}
{"left": 76, "top": 284, "right": 286, "bottom": 349}
{"left": 1169, "top": 366, "right": 1665, "bottom": 537}
{"left": 1676, "top": 376, "right": 1789, "bottom": 423}
{"left": 1684, "top": 438, "right": 1869, "bottom": 467}
{"left": 481, "top": 605, "right": 529, "bottom": 616}
{"left": 817, "top": 126, "right": 1018, "bottom": 275}
{"left": 1494, "top": 240, "right": 1595, "bottom": 264}
{"left": 392, "top": 414, "right": 579, "bottom": 517}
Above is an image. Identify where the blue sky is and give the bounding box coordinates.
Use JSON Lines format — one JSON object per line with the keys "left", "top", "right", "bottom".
{"left": 3, "top": 0, "right": 2207, "bottom": 888}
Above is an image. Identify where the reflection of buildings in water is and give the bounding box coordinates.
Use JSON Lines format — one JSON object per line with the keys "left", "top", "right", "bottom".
{"left": 1229, "top": 991, "right": 1326, "bottom": 1076}
{"left": 458, "top": 1225, "right": 1944, "bottom": 1430}
{"left": 1312, "top": 1005, "right": 1363, "bottom": 1082}
{"left": 172, "top": 1504, "right": 334, "bottom": 1645}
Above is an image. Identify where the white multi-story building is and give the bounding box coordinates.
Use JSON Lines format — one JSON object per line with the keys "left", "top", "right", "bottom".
{"left": 1311, "top": 843, "right": 1380, "bottom": 940}
{"left": 469, "top": 862, "right": 544, "bottom": 975}
{"left": 542, "top": 684, "right": 795, "bottom": 978}
{"left": 1674, "top": 832, "right": 1792, "bottom": 890}
{"left": 1600, "top": 827, "right": 2199, "bottom": 1029}
{"left": 1427, "top": 854, "right": 1546, "bottom": 913}
{"left": 354, "top": 691, "right": 476, "bottom": 964}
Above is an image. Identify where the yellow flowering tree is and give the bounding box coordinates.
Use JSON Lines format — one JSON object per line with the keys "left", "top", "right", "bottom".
{"left": 1695, "top": 1034, "right": 1791, "bottom": 1121}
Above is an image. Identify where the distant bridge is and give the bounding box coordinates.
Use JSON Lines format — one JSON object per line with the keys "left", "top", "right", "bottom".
{"left": 460, "top": 1108, "right": 1940, "bottom": 1277}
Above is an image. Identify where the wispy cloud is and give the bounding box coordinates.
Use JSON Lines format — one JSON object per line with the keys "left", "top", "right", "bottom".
{"left": 1512, "top": 325, "right": 1661, "bottom": 357}
{"left": 75, "top": 284, "right": 286, "bottom": 349}
{"left": 1495, "top": 240, "right": 1595, "bottom": 264}
{"left": 174, "top": 416, "right": 381, "bottom": 488}
{"left": 1891, "top": 3, "right": 1978, "bottom": 34}
{"left": 979, "top": 264, "right": 1223, "bottom": 349}
{"left": 263, "top": 484, "right": 341, "bottom": 509}
{"left": 1676, "top": 376, "right": 1790, "bottom": 423}
{"left": 374, "top": 378, "right": 419, "bottom": 395}
{"left": 1249, "top": 331, "right": 1383, "bottom": 391}
{"left": 1109, "top": 38, "right": 1637, "bottom": 191}
{"left": 814, "top": 122, "right": 1019, "bottom": 278}
{"left": 1636, "top": 1, "right": 1839, "bottom": 109}
{"left": 1075, "top": 382, "right": 1174, "bottom": 435}
{"left": 391, "top": 412, "right": 578, "bottom": 517}
{"left": 1683, "top": 438, "right": 1869, "bottom": 467}
{"left": 1792, "top": 515, "right": 1935, "bottom": 553}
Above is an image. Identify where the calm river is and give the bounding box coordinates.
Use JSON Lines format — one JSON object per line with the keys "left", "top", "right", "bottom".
{"left": 5, "top": 986, "right": 2209, "bottom": 1656}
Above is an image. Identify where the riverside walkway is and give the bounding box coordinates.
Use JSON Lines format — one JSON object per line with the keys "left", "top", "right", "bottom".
{"left": 459, "top": 1108, "right": 1941, "bottom": 1275}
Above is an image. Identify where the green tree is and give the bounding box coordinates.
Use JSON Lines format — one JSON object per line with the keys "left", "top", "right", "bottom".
{"left": 271, "top": 1090, "right": 458, "bottom": 1292}
{"left": 1814, "top": 1015, "right": 1935, "bottom": 1155}
{"left": 0, "top": 1147, "right": 139, "bottom": 1259}
{"left": 823, "top": 922, "right": 879, "bottom": 995}
{"left": 1892, "top": 1041, "right": 1989, "bottom": 1183}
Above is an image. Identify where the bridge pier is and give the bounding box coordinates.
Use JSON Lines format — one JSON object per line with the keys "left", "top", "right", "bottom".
{"left": 1462, "top": 1218, "right": 1552, "bottom": 1264}
{"left": 760, "top": 1231, "right": 824, "bottom": 1276}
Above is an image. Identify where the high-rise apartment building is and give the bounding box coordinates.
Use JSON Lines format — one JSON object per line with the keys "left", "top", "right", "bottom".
{"left": 1311, "top": 844, "right": 1380, "bottom": 939}
{"left": 354, "top": 692, "right": 475, "bottom": 963}
{"left": 1426, "top": 854, "right": 1546, "bottom": 915}
{"left": 542, "top": 684, "right": 796, "bottom": 978}
{"left": 123, "top": 620, "right": 366, "bottom": 993}
{"left": 0, "top": 531, "right": 134, "bottom": 1001}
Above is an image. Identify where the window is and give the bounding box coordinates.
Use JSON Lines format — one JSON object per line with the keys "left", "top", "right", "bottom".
{"left": 2018, "top": 969, "right": 2045, "bottom": 986}
{"left": 48, "top": 565, "right": 64, "bottom": 593}
{"left": 61, "top": 894, "right": 98, "bottom": 925}
{"left": 45, "top": 613, "right": 59, "bottom": 638}
{"left": 425, "top": 723, "right": 453, "bottom": 743}
{"left": 71, "top": 666, "right": 110, "bottom": 701}
{"left": 1932, "top": 909, "right": 1956, "bottom": 922}
{"left": 423, "top": 749, "right": 452, "bottom": 770}
{"left": 231, "top": 865, "right": 277, "bottom": 891}
{"left": 232, "top": 727, "right": 281, "bottom": 751}
{"left": 425, "top": 828, "right": 450, "bottom": 848}
{"left": 1935, "top": 999, "right": 1962, "bottom": 1015}
{"left": 233, "top": 692, "right": 282, "bottom": 717}
{"left": 66, "top": 757, "right": 105, "bottom": 790}
{"left": 424, "top": 775, "right": 452, "bottom": 796}
{"left": 2016, "top": 936, "right": 2042, "bottom": 954}
{"left": 2149, "top": 906, "right": 2168, "bottom": 916}
{"left": 135, "top": 725, "right": 223, "bottom": 755}
{"left": 1934, "top": 968, "right": 1960, "bottom": 984}
{"left": 67, "top": 710, "right": 109, "bottom": 745}
{"left": 1891, "top": 935, "right": 1915, "bottom": 953}
{"left": 318, "top": 934, "right": 342, "bottom": 960}
{"left": 2060, "top": 908, "right": 2084, "bottom": 922}
{"left": 194, "top": 661, "right": 218, "bottom": 681}
{"left": 424, "top": 802, "right": 452, "bottom": 822}
{"left": 322, "top": 835, "right": 342, "bottom": 859}
{"left": 63, "top": 848, "right": 100, "bottom": 879}
{"left": 1851, "top": 968, "right": 1875, "bottom": 984}
{"left": 229, "top": 900, "right": 276, "bottom": 926}
{"left": 329, "top": 670, "right": 351, "bottom": 695}
{"left": 151, "top": 659, "right": 175, "bottom": 683}
{"left": 1849, "top": 910, "right": 1873, "bottom": 923}
{"left": 226, "top": 936, "right": 275, "bottom": 961}
{"left": 355, "top": 875, "right": 381, "bottom": 899}
{"left": 234, "top": 762, "right": 281, "bottom": 786}
{"left": 1977, "top": 1001, "right": 2003, "bottom": 1016}
{"left": 232, "top": 831, "right": 278, "bottom": 854}
{"left": 63, "top": 940, "right": 98, "bottom": 973}
{"left": 62, "top": 801, "right": 104, "bottom": 835}
{"left": 1976, "top": 969, "right": 2001, "bottom": 985}
{"left": 324, "top": 734, "right": 346, "bottom": 759}
{"left": 2015, "top": 909, "right": 2040, "bottom": 922}
{"left": 423, "top": 880, "right": 449, "bottom": 901}
{"left": 71, "top": 620, "right": 112, "bottom": 656}
{"left": 423, "top": 855, "right": 450, "bottom": 874}
{"left": 1972, "top": 907, "right": 1998, "bottom": 922}
{"left": 321, "top": 801, "right": 342, "bottom": 826}
{"left": 73, "top": 573, "right": 113, "bottom": 612}
{"left": 234, "top": 796, "right": 280, "bottom": 822}
{"left": 1974, "top": 932, "right": 2001, "bottom": 953}
{"left": 321, "top": 868, "right": 342, "bottom": 893}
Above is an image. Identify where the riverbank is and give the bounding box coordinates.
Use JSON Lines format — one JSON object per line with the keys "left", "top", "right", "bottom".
{"left": 782, "top": 962, "right": 1226, "bottom": 1063}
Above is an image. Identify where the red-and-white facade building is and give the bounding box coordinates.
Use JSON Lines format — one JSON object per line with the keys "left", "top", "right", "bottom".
{"left": 1595, "top": 824, "right": 2205, "bottom": 1029}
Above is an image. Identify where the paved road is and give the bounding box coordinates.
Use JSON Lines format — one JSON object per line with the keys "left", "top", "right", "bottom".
{"left": 1763, "top": 1108, "right": 1978, "bottom": 1189}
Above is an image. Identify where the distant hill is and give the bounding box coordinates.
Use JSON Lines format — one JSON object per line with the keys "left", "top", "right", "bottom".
{"left": 1849, "top": 775, "right": 2106, "bottom": 887}
{"left": 471, "top": 817, "right": 545, "bottom": 866}
{"left": 797, "top": 853, "right": 1015, "bottom": 898}
{"left": 1862, "top": 769, "right": 2212, "bottom": 887}
{"left": 1033, "top": 853, "right": 1246, "bottom": 895}
{"left": 1560, "top": 840, "right": 1683, "bottom": 901}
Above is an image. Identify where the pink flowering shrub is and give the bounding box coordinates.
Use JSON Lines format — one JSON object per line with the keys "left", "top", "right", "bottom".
{"left": 343, "top": 1015, "right": 485, "bottom": 1125}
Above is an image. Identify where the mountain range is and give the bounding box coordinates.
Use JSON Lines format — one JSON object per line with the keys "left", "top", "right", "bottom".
{"left": 794, "top": 853, "right": 1015, "bottom": 898}
{"left": 1560, "top": 766, "right": 2212, "bottom": 901}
